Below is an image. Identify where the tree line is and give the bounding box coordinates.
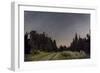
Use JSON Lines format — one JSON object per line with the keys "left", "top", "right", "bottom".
{"left": 24, "top": 30, "right": 90, "bottom": 55}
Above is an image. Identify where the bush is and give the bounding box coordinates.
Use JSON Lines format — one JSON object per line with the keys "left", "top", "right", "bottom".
{"left": 32, "top": 50, "right": 40, "bottom": 55}
{"left": 61, "top": 51, "right": 87, "bottom": 59}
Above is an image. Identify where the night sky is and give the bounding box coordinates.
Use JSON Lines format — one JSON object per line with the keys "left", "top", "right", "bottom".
{"left": 24, "top": 11, "right": 90, "bottom": 47}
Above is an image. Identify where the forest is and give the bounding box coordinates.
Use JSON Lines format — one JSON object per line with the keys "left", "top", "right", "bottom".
{"left": 24, "top": 30, "right": 90, "bottom": 61}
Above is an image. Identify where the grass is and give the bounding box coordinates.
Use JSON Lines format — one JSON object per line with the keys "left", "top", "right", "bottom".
{"left": 24, "top": 50, "right": 90, "bottom": 62}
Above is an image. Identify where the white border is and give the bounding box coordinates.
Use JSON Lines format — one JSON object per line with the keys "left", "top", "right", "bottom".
{"left": 11, "top": 2, "right": 97, "bottom": 71}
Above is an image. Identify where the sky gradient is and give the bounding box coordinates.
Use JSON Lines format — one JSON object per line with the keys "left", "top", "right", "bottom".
{"left": 24, "top": 11, "right": 90, "bottom": 47}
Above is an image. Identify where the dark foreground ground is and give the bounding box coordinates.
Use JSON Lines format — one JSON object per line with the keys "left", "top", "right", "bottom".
{"left": 24, "top": 50, "right": 90, "bottom": 61}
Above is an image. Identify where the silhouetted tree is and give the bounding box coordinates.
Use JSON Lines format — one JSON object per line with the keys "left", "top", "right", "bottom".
{"left": 85, "top": 34, "right": 90, "bottom": 54}
{"left": 24, "top": 32, "right": 31, "bottom": 54}
{"left": 70, "top": 33, "right": 79, "bottom": 51}
{"left": 70, "top": 33, "right": 90, "bottom": 55}
{"left": 27, "top": 30, "right": 58, "bottom": 52}
{"left": 58, "top": 45, "right": 67, "bottom": 52}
